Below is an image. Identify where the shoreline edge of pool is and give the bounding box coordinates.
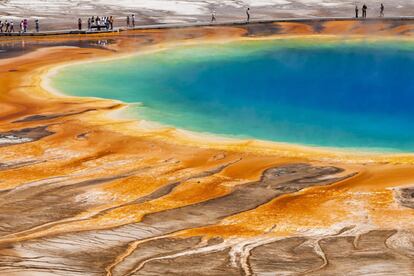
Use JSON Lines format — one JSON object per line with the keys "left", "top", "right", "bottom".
{"left": 45, "top": 36, "right": 414, "bottom": 155}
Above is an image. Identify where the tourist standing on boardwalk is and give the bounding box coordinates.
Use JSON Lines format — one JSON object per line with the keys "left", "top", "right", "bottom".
{"left": 107, "top": 16, "right": 112, "bottom": 30}
{"left": 105, "top": 16, "right": 108, "bottom": 30}
{"left": 362, "top": 4, "right": 367, "bottom": 18}
{"left": 87, "top": 18, "right": 91, "bottom": 30}
{"left": 35, "top": 19, "right": 39, "bottom": 32}
{"left": 23, "top": 19, "right": 28, "bottom": 33}
{"left": 380, "top": 3, "right": 384, "bottom": 17}
{"left": 109, "top": 16, "right": 114, "bottom": 30}
{"left": 132, "top": 14, "right": 135, "bottom": 27}
{"left": 211, "top": 10, "right": 216, "bottom": 22}
{"left": 126, "top": 16, "right": 130, "bottom": 27}
{"left": 9, "top": 20, "right": 14, "bottom": 33}
{"left": 19, "top": 20, "right": 23, "bottom": 33}
{"left": 355, "top": 5, "right": 359, "bottom": 18}
{"left": 4, "top": 20, "right": 9, "bottom": 33}
{"left": 246, "top": 7, "right": 250, "bottom": 23}
{"left": 78, "top": 18, "right": 82, "bottom": 30}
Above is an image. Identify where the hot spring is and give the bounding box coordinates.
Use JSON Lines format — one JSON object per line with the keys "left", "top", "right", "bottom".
{"left": 50, "top": 38, "right": 414, "bottom": 152}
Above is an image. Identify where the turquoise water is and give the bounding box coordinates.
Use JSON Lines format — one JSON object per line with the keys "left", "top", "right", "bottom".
{"left": 51, "top": 39, "right": 414, "bottom": 152}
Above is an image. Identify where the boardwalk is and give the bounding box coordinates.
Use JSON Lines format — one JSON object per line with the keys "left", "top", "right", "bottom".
{"left": 1, "top": 16, "right": 414, "bottom": 37}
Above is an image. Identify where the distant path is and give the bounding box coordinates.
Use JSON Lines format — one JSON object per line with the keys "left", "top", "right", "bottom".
{"left": 1, "top": 16, "right": 414, "bottom": 37}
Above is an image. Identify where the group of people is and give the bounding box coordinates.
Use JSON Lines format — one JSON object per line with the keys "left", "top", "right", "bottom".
{"left": 81, "top": 16, "right": 114, "bottom": 31}
{"left": 0, "top": 20, "right": 14, "bottom": 33}
{"left": 0, "top": 19, "right": 35, "bottom": 33}
{"left": 355, "top": 3, "right": 385, "bottom": 18}
{"left": 83, "top": 14, "right": 135, "bottom": 31}
{"left": 0, "top": 4, "right": 392, "bottom": 34}
{"left": 126, "top": 14, "right": 136, "bottom": 28}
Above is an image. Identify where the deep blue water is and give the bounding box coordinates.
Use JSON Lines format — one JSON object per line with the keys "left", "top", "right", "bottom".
{"left": 51, "top": 39, "right": 414, "bottom": 152}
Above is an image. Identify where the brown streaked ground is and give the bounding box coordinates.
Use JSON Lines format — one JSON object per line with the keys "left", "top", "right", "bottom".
{"left": 0, "top": 20, "right": 414, "bottom": 276}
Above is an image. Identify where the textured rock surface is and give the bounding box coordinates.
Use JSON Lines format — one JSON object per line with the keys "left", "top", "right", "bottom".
{"left": 0, "top": 21, "right": 414, "bottom": 275}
